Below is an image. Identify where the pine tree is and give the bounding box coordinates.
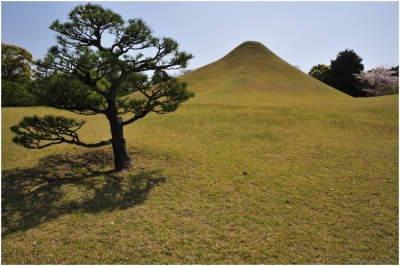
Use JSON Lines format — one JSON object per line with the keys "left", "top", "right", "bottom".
{"left": 10, "top": 3, "right": 194, "bottom": 171}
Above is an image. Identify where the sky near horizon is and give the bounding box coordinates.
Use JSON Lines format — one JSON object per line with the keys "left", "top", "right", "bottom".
{"left": 1, "top": 1, "right": 399, "bottom": 74}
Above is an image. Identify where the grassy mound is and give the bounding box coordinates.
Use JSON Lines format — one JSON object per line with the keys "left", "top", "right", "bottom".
{"left": 180, "top": 41, "right": 344, "bottom": 97}
{"left": 1, "top": 41, "right": 398, "bottom": 264}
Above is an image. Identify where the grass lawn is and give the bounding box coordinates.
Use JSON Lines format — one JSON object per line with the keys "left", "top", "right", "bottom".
{"left": 2, "top": 42, "right": 398, "bottom": 264}
{"left": 2, "top": 92, "right": 398, "bottom": 264}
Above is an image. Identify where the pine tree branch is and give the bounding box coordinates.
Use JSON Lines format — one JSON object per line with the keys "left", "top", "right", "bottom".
{"left": 10, "top": 115, "right": 112, "bottom": 149}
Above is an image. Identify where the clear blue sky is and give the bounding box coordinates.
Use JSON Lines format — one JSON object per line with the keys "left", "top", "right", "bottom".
{"left": 1, "top": 1, "right": 399, "bottom": 73}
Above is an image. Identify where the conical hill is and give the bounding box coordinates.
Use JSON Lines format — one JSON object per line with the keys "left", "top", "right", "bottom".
{"left": 179, "top": 41, "right": 345, "bottom": 99}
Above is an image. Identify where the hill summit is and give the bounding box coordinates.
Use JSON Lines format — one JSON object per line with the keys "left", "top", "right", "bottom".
{"left": 220, "top": 41, "right": 280, "bottom": 66}
{"left": 180, "top": 41, "right": 345, "bottom": 98}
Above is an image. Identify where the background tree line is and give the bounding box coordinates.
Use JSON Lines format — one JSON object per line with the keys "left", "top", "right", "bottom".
{"left": 1, "top": 42, "right": 194, "bottom": 107}
{"left": 308, "top": 49, "right": 399, "bottom": 97}
{"left": 1, "top": 43, "right": 39, "bottom": 106}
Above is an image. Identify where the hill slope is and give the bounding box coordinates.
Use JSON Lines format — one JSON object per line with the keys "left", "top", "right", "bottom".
{"left": 180, "top": 41, "right": 345, "bottom": 101}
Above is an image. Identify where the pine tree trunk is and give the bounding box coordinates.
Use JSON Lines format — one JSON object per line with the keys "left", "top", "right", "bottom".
{"left": 107, "top": 111, "right": 133, "bottom": 172}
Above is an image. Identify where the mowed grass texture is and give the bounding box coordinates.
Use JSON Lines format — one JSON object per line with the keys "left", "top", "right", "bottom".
{"left": 2, "top": 42, "right": 398, "bottom": 264}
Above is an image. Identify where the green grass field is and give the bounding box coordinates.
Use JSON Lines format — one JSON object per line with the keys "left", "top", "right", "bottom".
{"left": 2, "top": 42, "right": 398, "bottom": 264}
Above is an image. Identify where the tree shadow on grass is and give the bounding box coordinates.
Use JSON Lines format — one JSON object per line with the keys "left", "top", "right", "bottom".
{"left": 1, "top": 149, "right": 166, "bottom": 237}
